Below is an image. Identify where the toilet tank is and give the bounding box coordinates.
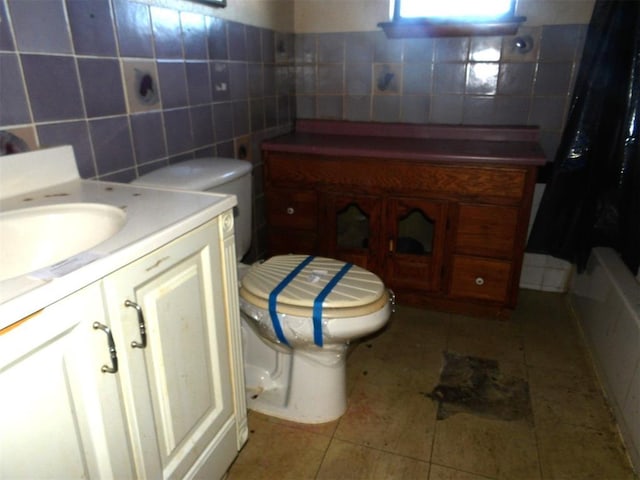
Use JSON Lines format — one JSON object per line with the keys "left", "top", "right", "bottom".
{"left": 131, "top": 158, "right": 253, "bottom": 260}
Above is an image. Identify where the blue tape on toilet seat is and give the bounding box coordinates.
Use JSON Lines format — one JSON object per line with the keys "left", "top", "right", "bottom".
{"left": 268, "top": 255, "right": 315, "bottom": 346}
{"left": 312, "top": 262, "right": 353, "bottom": 347}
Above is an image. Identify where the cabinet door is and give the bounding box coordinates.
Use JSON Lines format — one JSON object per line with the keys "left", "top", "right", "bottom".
{"left": 323, "top": 192, "right": 383, "bottom": 274}
{"left": 0, "top": 284, "right": 134, "bottom": 479}
{"left": 266, "top": 187, "right": 318, "bottom": 256}
{"left": 385, "top": 197, "right": 448, "bottom": 294}
{"left": 103, "top": 220, "right": 238, "bottom": 480}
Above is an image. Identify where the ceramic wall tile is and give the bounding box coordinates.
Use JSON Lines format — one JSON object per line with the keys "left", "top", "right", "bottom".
{"left": 0, "top": 54, "right": 30, "bottom": 125}
{"left": 186, "top": 61, "right": 212, "bottom": 105}
{"left": 8, "top": 0, "right": 71, "bottom": 54}
{"left": 21, "top": 54, "right": 83, "bottom": 122}
{"left": 181, "top": 12, "right": 207, "bottom": 60}
{"left": 0, "top": 1, "right": 14, "bottom": 51}
{"left": 130, "top": 111, "right": 167, "bottom": 164}
{"left": 150, "top": 6, "right": 183, "bottom": 59}
{"left": 78, "top": 58, "right": 126, "bottom": 117}
{"left": 67, "top": 0, "right": 117, "bottom": 57}
{"left": 228, "top": 21, "right": 247, "bottom": 61}
{"left": 113, "top": 0, "right": 154, "bottom": 58}
{"left": 89, "top": 116, "right": 134, "bottom": 174}
{"left": 37, "top": 121, "right": 95, "bottom": 178}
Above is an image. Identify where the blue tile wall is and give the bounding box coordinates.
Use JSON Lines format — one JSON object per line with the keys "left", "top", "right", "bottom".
{"left": 0, "top": 0, "right": 295, "bottom": 185}
{"left": 0, "top": 0, "right": 587, "bottom": 260}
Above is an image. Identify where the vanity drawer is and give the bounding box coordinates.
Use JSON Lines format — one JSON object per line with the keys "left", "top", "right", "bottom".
{"left": 268, "top": 230, "right": 318, "bottom": 256}
{"left": 449, "top": 255, "right": 512, "bottom": 303}
{"left": 266, "top": 189, "right": 317, "bottom": 230}
{"left": 454, "top": 204, "right": 519, "bottom": 259}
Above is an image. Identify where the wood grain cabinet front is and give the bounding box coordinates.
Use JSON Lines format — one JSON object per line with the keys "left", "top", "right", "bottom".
{"left": 262, "top": 121, "right": 545, "bottom": 317}
{"left": 266, "top": 188, "right": 318, "bottom": 255}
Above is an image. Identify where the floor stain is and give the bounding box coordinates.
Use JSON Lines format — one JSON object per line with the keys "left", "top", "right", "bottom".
{"left": 425, "top": 351, "right": 533, "bottom": 423}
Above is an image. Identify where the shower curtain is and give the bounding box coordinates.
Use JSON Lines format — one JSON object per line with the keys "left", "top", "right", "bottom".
{"left": 527, "top": 0, "right": 640, "bottom": 275}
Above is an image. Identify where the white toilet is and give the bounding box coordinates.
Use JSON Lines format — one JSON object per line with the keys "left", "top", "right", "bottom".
{"left": 133, "top": 158, "right": 392, "bottom": 423}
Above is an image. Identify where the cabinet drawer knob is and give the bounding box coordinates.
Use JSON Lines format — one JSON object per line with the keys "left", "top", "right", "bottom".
{"left": 286, "top": 207, "right": 295, "bottom": 215}
{"left": 475, "top": 277, "right": 485, "bottom": 286}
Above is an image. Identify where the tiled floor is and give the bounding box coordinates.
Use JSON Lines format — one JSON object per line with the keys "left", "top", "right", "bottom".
{"left": 226, "top": 290, "right": 638, "bottom": 479}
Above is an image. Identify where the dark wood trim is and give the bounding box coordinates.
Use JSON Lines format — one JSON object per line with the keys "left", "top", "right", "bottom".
{"left": 294, "top": 119, "right": 541, "bottom": 142}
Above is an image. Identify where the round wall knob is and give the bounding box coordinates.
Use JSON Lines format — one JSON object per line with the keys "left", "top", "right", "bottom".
{"left": 475, "top": 277, "right": 485, "bottom": 286}
{"left": 286, "top": 207, "right": 295, "bottom": 215}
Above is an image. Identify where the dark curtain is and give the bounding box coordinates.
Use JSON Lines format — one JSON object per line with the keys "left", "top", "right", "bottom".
{"left": 527, "top": 0, "right": 640, "bottom": 274}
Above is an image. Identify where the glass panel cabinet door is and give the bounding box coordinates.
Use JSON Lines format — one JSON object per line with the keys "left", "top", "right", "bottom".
{"left": 385, "top": 197, "right": 448, "bottom": 293}
{"left": 323, "top": 193, "right": 383, "bottom": 273}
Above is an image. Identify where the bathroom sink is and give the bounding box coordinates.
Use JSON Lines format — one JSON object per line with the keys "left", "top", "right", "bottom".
{"left": 0, "top": 203, "right": 126, "bottom": 282}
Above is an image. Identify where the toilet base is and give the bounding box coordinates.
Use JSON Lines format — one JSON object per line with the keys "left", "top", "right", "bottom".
{"left": 244, "top": 346, "right": 348, "bottom": 424}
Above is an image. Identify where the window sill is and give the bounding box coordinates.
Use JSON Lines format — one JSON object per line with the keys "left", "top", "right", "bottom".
{"left": 378, "top": 17, "right": 526, "bottom": 38}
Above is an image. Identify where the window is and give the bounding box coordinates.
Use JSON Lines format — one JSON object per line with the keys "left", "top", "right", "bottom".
{"left": 379, "top": 0, "right": 524, "bottom": 38}
{"left": 393, "top": 0, "right": 515, "bottom": 22}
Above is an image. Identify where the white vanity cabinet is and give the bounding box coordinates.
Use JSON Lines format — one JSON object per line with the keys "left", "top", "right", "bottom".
{"left": 103, "top": 214, "right": 246, "bottom": 479}
{"left": 0, "top": 213, "right": 247, "bottom": 479}
{"left": 0, "top": 282, "right": 135, "bottom": 479}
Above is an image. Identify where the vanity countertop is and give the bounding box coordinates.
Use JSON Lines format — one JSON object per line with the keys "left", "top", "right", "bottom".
{"left": 263, "top": 120, "right": 547, "bottom": 166}
{"left": 0, "top": 147, "right": 236, "bottom": 329}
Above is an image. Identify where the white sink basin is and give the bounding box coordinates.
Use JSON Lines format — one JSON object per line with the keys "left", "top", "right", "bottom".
{"left": 0, "top": 203, "right": 126, "bottom": 282}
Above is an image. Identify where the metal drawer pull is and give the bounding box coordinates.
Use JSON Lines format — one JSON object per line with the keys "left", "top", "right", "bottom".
{"left": 93, "top": 322, "right": 118, "bottom": 374}
{"left": 286, "top": 207, "right": 295, "bottom": 215}
{"left": 124, "top": 300, "right": 147, "bottom": 349}
{"left": 475, "top": 277, "right": 485, "bottom": 286}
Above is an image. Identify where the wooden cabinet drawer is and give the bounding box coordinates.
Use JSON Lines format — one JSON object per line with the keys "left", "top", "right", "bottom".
{"left": 266, "top": 153, "right": 527, "bottom": 200}
{"left": 449, "top": 255, "right": 512, "bottom": 303}
{"left": 268, "top": 230, "right": 317, "bottom": 256}
{"left": 266, "top": 189, "right": 317, "bottom": 230}
{"left": 455, "top": 204, "right": 519, "bottom": 259}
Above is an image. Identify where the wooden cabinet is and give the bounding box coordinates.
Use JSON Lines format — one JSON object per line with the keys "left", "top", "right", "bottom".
{"left": 262, "top": 121, "right": 545, "bottom": 317}
{"left": 0, "top": 214, "right": 247, "bottom": 479}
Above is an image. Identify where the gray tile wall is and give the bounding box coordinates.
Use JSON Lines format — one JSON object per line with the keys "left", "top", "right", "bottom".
{"left": 294, "top": 25, "right": 587, "bottom": 165}
{"left": 0, "top": 0, "right": 295, "bottom": 184}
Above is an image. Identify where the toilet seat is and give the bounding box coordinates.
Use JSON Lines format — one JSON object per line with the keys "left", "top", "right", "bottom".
{"left": 239, "top": 255, "right": 387, "bottom": 318}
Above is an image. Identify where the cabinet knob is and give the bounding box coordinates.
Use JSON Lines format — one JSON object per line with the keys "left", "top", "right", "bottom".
{"left": 286, "top": 207, "right": 295, "bottom": 215}
{"left": 475, "top": 277, "right": 485, "bottom": 286}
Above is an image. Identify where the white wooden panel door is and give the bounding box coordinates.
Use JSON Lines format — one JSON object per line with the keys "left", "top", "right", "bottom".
{"left": 0, "top": 283, "right": 134, "bottom": 479}
{"left": 104, "top": 219, "right": 237, "bottom": 479}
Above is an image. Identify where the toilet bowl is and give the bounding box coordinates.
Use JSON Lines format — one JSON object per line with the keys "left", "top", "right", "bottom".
{"left": 239, "top": 254, "right": 391, "bottom": 423}
{"left": 132, "top": 158, "right": 392, "bottom": 424}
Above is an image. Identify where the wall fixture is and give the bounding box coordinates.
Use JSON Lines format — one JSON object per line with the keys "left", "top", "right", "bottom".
{"left": 0, "top": 131, "right": 28, "bottom": 156}
{"left": 512, "top": 35, "right": 534, "bottom": 54}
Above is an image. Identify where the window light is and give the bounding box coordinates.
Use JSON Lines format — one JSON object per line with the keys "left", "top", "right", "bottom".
{"left": 396, "top": 0, "right": 513, "bottom": 21}
{"left": 381, "top": 0, "right": 524, "bottom": 38}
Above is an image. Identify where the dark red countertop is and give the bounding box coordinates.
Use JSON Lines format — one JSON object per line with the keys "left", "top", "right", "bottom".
{"left": 262, "top": 120, "right": 547, "bottom": 166}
